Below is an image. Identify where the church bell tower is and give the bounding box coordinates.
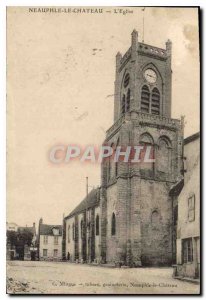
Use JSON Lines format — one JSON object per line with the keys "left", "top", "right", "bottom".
{"left": 100, "top": 30, "right": 183, "bottom": 266}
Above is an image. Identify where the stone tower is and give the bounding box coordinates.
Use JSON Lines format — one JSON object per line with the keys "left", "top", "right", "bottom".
{"left": 100, "top": 30, "right": 184, "bottom": 266}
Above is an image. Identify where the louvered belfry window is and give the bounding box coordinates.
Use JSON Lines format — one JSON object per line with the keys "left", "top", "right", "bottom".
{"left": 141, "top": 85, "right": 150, "bottom": 113}
{"left": 126, "top": 89, "right": 130, "bottom": 112}
{"left": 121, "top": 95, "right": 126, "bottom": 114}
{"left": 151, "top": 87, "right": 160, "bottom": 115}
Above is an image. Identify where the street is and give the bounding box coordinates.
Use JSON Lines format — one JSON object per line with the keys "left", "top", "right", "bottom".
{"left": 7, "top": 261, "right": 200, "bottom": 294}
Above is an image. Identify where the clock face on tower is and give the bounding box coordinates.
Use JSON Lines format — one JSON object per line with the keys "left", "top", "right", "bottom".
{"left": 144, "top": 69, "right": 157, "bottom": 83}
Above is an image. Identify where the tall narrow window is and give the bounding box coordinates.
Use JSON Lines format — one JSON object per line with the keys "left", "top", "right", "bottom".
{"left": 43, "top": 235, "right": 48, "bottom": 245}
{"left": 151, "top": 87, "right": 160, "bottom": 115}
{"left": 115, "top": 139, "right": 119, "bottom": 177}
{"left": 124, "top": 73, "right": 130, "bottom": 88}
{"left": 157, "top": 137, "right": 171, "bottom": 174}
{"left": 140, "top": 133, "right": 154, "bottom": 171}
{"left": 72, "top": 223, "right": 75, "bottom": 241}
{"left": 183, "top": 238, "right": 193, "bottom": 263}
{"left": 67, "top": 225, "right": 70, "bottom": 243}
{"left": 96, "top": 215, "right": 99, "bottom": 236}
{"left": 141, "top": 85, "right": 150, "bottom": 113}
{"left": 126, "top": 89, "right": 130, "bottom": 112}
{"left": 151, "top": 210, "right": 159, "bottom": 225}
{"left": 111, "top": 213, "right": 116, "bottom": 236}
{"left": 109, "top": 143, "right": 115, "bottom": 180}
{"left": 108, "top": 158, "right": 111, "bottom": 181}
{"left": 121, "top": 95, "right": 126, "bottom": 115}
{"left": 54, "top": 236, "right": 58, "bottom": 245}
{"left": 80, "top": 220, "right": 84, "bottom": 239}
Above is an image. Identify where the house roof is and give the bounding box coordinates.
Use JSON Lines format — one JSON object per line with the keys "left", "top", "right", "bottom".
{"left": 184, "top": 132, "right": 200, "bottom": 145}
{"left": 65, "top": 188, "right": 100, "bottom": 220}
{"left": 18, "top": 226, "right": 35, "bottom": 235}
{"left": 169, "top": 179, "right": 184, "bottom": 197}
{"left": 39, "top": 224, "right": 62, "bottom": 236}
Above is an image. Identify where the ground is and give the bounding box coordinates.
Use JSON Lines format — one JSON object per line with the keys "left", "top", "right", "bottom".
{"left": 7, "top": 261, "right": 200, "bottom": 295}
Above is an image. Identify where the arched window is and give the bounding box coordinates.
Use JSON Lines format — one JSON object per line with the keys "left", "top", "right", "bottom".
{"left": 141, "top": 85, "right": 150, "bottom": 113}
{"left": 108, "top": 155, "right": 111, "bottom": 181}
{"left": 124, "top": 73, "right": 130, "bottom": 88}
{"left": 121, "top": 95, "right": 126, "bottom": 115}
{"left": 121, "top": 73, "right": 130, "bottom": 115}
{"left": 111, "top": 213, "right": 116, "bottom": 236}
{"left": 96, "top": 215, "right": 99, "bottom": 236}
{"left": 67, "top": 225, "right": 70, "bottom": 243}
{"left": 109, "top": 143, "right": 115, "bottom": 180}
{"left": 151, "top": 210, "right": 159, "bottom": 225}
{"left": 115, "top": 139, "right": 119, "bottom": 177}
{"left": 139, "top": 133, "right": 154, "bottom": 171}
{"left": 157, "top": 137, "right": 171, "bottom": 174}
{"left": 80, "top": 220, "right": 84, "bottom": 239}
{"left": 126, "top": 89, "right": 130, "bottom": 112}
{"left": 151, "top": 87, "right": 160, "bottom": 115}
{"left": 72, "top": 223, "right": 75, "bottom": 241}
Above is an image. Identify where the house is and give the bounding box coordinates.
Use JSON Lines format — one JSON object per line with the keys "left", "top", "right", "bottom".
{"left": 172, "top": 132, "right": 200, "bottom": 279}
{"left": 38, "top": 218, "right": 63, "bottom": 261}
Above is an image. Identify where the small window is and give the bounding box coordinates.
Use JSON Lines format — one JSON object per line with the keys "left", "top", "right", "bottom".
{"left": 54, "top": 236, "right": 58, "bottom": 245}
{"left": 43, "top": 235, "right": 48, "bottom": 245}
{"left": 43, "top": 249, "right": 47, "bottom": 257}
{"left": 188, "top": 195, "right": 195, "bottom": 222}
{"left": 67, "top": 225, "right": 70, "bottom": 243}
{"left": 81, "top": 220, "right": 84, "bottom": 239}
{"left": 72, "top": 223, "right": 75, "bottom": 241}
{"left": 111, "top": 213, "right": 116, "bottom": 236}
{"left": 96, "top": 215, "right": 99, "bottom": 236}
{"left": 53, "top": 249, "right": 58, "bottom": 257}
{"left": 182, "top": 238, "right": 193, "bottom": 263}
{"left": 151, "top": 210, "right": 159, "bottom": 225}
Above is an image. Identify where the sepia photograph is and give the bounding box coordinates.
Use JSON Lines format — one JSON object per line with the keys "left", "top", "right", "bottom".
{"left": 6, "top": 6, "right": 200, "bottom": 295}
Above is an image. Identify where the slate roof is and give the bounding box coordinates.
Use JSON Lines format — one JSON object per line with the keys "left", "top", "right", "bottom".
{"left": 39, "top": 224, "right": 62, "bottom": 236}
{"left": 184, "top": 132, "right": 200, "bottom": 145}
{"left": 65, "top": 188, "right": 100, "bottom": 219}
{"left": 169, "top": 178, "right": 184, "bottom": 197}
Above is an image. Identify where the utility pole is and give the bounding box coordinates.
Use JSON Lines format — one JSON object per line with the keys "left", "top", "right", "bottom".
{"left": 85, "top": 177, "right": 89, "bottom": 262}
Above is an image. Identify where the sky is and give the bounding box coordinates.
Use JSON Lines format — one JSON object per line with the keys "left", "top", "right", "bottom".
{"left": 7, "top": 7, "right": 199, "bottom": 227}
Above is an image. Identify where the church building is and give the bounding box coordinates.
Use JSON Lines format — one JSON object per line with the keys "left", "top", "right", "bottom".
{"left": 63, "top": 30, "right": 184, "bottom": 267}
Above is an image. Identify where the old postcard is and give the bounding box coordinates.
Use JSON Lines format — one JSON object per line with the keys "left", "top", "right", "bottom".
{"left": 6, "top": 6, "right": 200, "bottom": 294}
